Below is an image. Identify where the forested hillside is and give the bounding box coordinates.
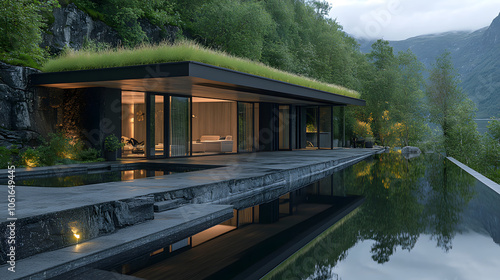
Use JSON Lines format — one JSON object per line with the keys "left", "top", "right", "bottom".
{"left": 359, "top": 13, "right": 500, "bottom": 119}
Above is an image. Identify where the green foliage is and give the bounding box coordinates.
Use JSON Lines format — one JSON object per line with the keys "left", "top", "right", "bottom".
{"left": 358, "top": 40, "right": 399, "bottom": 145}
{"left": 474, "top": 117, "right": 500, "bottom": 183}
{"left": 0, "top": 147, "right": 17, "bottom": 169}
{"left": 426, "top": 51, "right": 480, "bottom": 160}
{"left": 81, "top": 38, "right": 111, "bottom": 52}
{"left": 0, "top": 0, "right": 59, "bottom": 67}
{"left": 192, "top": 0, "right": 274, "bottom": 60}
{"left": 73, "top": 0, "right": 182, "bottom": 47}
{"left": 104, "top": 134, "right": 124, "bottom": 152}
{"left": 42, "top": 41, "right": 360, "bottom": 98}
{"left": 487, "top": 117, "right": 500, "bottom": 141}
{"left": 392, "top": 50, "right": 428, "bottom": 146}
{"left": 143, "top": 0, "right": 182, "bottom": 27}
{"left": 16, "top": 132, "right": 103, "bottom": 167}
{"left": 20, "top": 147, "right": 41, "bottom": 167}
{"left": 76, "top": 147, "right": 101, "bottom": 161}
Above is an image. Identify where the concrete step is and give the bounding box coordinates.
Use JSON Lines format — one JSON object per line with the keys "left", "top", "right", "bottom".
{"left": 0, "top": 204, "right": 233, "bottom": 280}
{"left": 154, "top": 198, "right": 185, "bottom": 212}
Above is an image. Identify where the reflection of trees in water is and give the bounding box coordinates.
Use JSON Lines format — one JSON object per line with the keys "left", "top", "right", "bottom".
{"left": 266, "top": 153, "right": 476, "bottom": 280}
{"left": 423, "top": 155, "right": 475, "bottom": 252}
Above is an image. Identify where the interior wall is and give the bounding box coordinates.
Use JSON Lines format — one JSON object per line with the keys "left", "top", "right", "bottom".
{"left": 192, "top": 101, "right": 237, "bottom": 141}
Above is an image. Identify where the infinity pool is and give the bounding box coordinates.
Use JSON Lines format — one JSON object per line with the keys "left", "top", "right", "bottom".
{"left": 5, "top": 163, "right": 217, "bottom": 187}
{"left": 264, "top": 153, "right": 500, "bottom": 280}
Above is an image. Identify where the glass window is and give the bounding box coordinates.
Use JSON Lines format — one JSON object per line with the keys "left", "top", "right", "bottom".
{"left": 191, "top": 97, "right": 237, "bottom": 155}
{"left": 279, "top": 105, "right": 290, "bottom": 150}
{"left": 147, "top": 94, "right": 165, "bottom": 157}
{"left": 121, "top": 91, "right": 146, "bottom": 158}
{"left": 238, "top": 102, "right": 254, "bottom": 152}
{"left": 306, "top": 107, "right": 318, "bottom": 149}
{"left": 170, "top": 96, "right": 190, "bottom": 157}
{"left": 319, "top": 106, "right": 332, "bottom": 149}
{"left": 332, "top": 106, "right": 344, "bottom": 147}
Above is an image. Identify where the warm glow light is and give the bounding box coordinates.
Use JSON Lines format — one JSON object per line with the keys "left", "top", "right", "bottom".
{"left": 130, "top": 117, "right": 134, "bottom": 123}
{"left": 74, "top": 233, "right": 80, "bottom": 239}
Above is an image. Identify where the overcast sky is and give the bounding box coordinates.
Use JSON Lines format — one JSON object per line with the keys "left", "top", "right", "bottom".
{"left": 327, "top": 0, "right": 500, "bottom": 40}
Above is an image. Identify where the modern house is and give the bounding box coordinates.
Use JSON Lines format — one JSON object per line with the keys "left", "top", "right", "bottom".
{"left": 31, "top": 61, "right": 365, "bottom": 159}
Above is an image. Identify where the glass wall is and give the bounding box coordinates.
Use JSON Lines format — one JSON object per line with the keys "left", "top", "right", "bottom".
{"left": 121, "top": 91, "right": 146, "bottom": 158}
{"left": 279, "top": 105, "right": 290, "bottom": 150}
{"left": 332, "top": 106, "right": 344, "bottom": 147}
{"left": 238, "top": 102, "right": 254, "bottom": 152}
{"left": 170, "top": 96, "right": 190, "bottom": 157}
{"left": 319, "top": 106, "right": 332, "bottom": 149}
{"left": 306, "top": 107, "right": 318, "bottom": 149}
{"left": 191, "top": 97, "right": 237, "bottom": 155}
{"left": 147, "top": 94, "right": 165, "bottom": 157}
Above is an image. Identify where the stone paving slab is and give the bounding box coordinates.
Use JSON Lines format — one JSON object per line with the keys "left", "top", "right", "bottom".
{"left": 0, "top": 204, "right": 233, "bottom": 280}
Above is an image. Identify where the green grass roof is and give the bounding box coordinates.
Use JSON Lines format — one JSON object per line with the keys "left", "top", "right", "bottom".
{"left": 42, "top": 41, "right": 360, "bottom": 99}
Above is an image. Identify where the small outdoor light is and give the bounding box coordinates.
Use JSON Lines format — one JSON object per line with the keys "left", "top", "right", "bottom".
{"left": 74, "top": 233, "right": 81, "bottom": 243}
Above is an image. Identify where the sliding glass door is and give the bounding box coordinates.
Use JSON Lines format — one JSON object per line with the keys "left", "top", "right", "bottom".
{"left": 238, "top": 102, "right": 254, "bottom": 152}
{"left": 279, "top": 105, "right": 290, "bottom": 150}
{"left": 170, "top": 96, "right": 191, "bottom": 157}
{"left": 319, "top": 106, "right": 332, "bottom": 149}
{"left": 146, "top": 94, "right": 165, "bottom": 158}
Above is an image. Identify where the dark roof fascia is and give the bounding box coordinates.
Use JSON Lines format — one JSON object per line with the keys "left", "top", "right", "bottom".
{"left": 30, "top": 61, "right": 190, "bottom": 85}
{"left": 30, "top": 61, "right": 365, "bottom": 106}
{"left": 188, "top": 61, "right": 365, "bottom": 106}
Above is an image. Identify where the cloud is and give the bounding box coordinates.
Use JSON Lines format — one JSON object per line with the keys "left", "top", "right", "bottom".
{"left": 327, "top": 0, "right": 500, "bottom": 40}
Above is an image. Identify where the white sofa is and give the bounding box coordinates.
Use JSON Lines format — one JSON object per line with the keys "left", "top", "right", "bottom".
{"left": 199, "top": 135, "right": 233, "bottom": 153}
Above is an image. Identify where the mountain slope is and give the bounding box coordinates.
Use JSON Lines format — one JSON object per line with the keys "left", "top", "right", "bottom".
{"left": 358, "top": 13, "right": 500, "bottom": 118}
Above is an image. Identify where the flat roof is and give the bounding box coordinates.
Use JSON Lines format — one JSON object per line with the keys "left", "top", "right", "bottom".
{"left": 31, "top": 61, "right": 365, "bottom": 106}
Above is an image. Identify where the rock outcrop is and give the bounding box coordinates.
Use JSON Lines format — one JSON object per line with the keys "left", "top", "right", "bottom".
{"left": 41, "top": 3, "right": 121, "bottom": 54}
{"left": 0, "top": 62, "right": 42, "bottom": 147}
{"left": 41, "top": 3, "right": 179, "bottom": 54}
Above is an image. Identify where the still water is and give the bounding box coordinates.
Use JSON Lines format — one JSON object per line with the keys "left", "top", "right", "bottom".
{"left": 265, "top": 153, "right": 500, "bottom": 280}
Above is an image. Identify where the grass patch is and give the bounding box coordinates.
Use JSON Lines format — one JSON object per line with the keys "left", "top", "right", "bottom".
{"left": 42, "top": 41, "right": 360, "bottom": 98}
{"left": 1, "top": 52, "right": 41, "bottom": 69}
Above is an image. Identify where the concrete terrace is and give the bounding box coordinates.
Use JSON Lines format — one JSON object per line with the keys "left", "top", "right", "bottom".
{"left": 0, "top": 148, "right": 383, "bottom": 279}
{"left": 1, "top": 148, "right": 380, "bottom": 218}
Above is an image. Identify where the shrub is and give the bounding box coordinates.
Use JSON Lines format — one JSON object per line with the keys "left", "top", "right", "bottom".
{"left": 104, "top": 134, "right": 124, "bottom": 152}
{"left": 20, "top": 148, "right": 41, "bottom": 167}
{"left": 353, "top": 120, "right": 373, "bottom": 139}
{"left": 77, "top": 148, "right": 101, "bottom": 161}
{"left": 0, "top": 147, "right": 13, "bottom": 169}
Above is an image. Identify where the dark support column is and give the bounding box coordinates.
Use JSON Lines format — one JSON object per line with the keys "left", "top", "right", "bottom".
{"left": 291, "top": 106, "right": 297, "bottom": 149}
{"left": 299, "top": 107, "right": 307, "bottom": 149}
{"left": 331, "top": 106, "right": 334, "bottom": 149}
{"left": 258, "top": 103, "right": 279, "bottom": 151}
{"left": 259, "top": 199, "right": 280, "bottom": 224}
{"left": 316, "top": 106, "right": 320, "bottom": 149}
{"left": 342, "top": 106, "right": 346, "bottom": 147}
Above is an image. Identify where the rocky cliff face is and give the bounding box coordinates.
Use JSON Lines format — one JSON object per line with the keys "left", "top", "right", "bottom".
{"left": 41, "top": 3, "right": 179, "bottom": 54}
{"left": 41, "top": 4, "right": 120, "bottom": 54}
{"left": 0, "top": 62, "right": 42, "bottom": 147}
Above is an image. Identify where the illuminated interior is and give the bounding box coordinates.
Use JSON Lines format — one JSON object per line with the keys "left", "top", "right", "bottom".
{"left": 122, "top": 91, "right": 146, "bottom": 158}
{"left": 191, "top": 97, "right": 237, "bottom": 155}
